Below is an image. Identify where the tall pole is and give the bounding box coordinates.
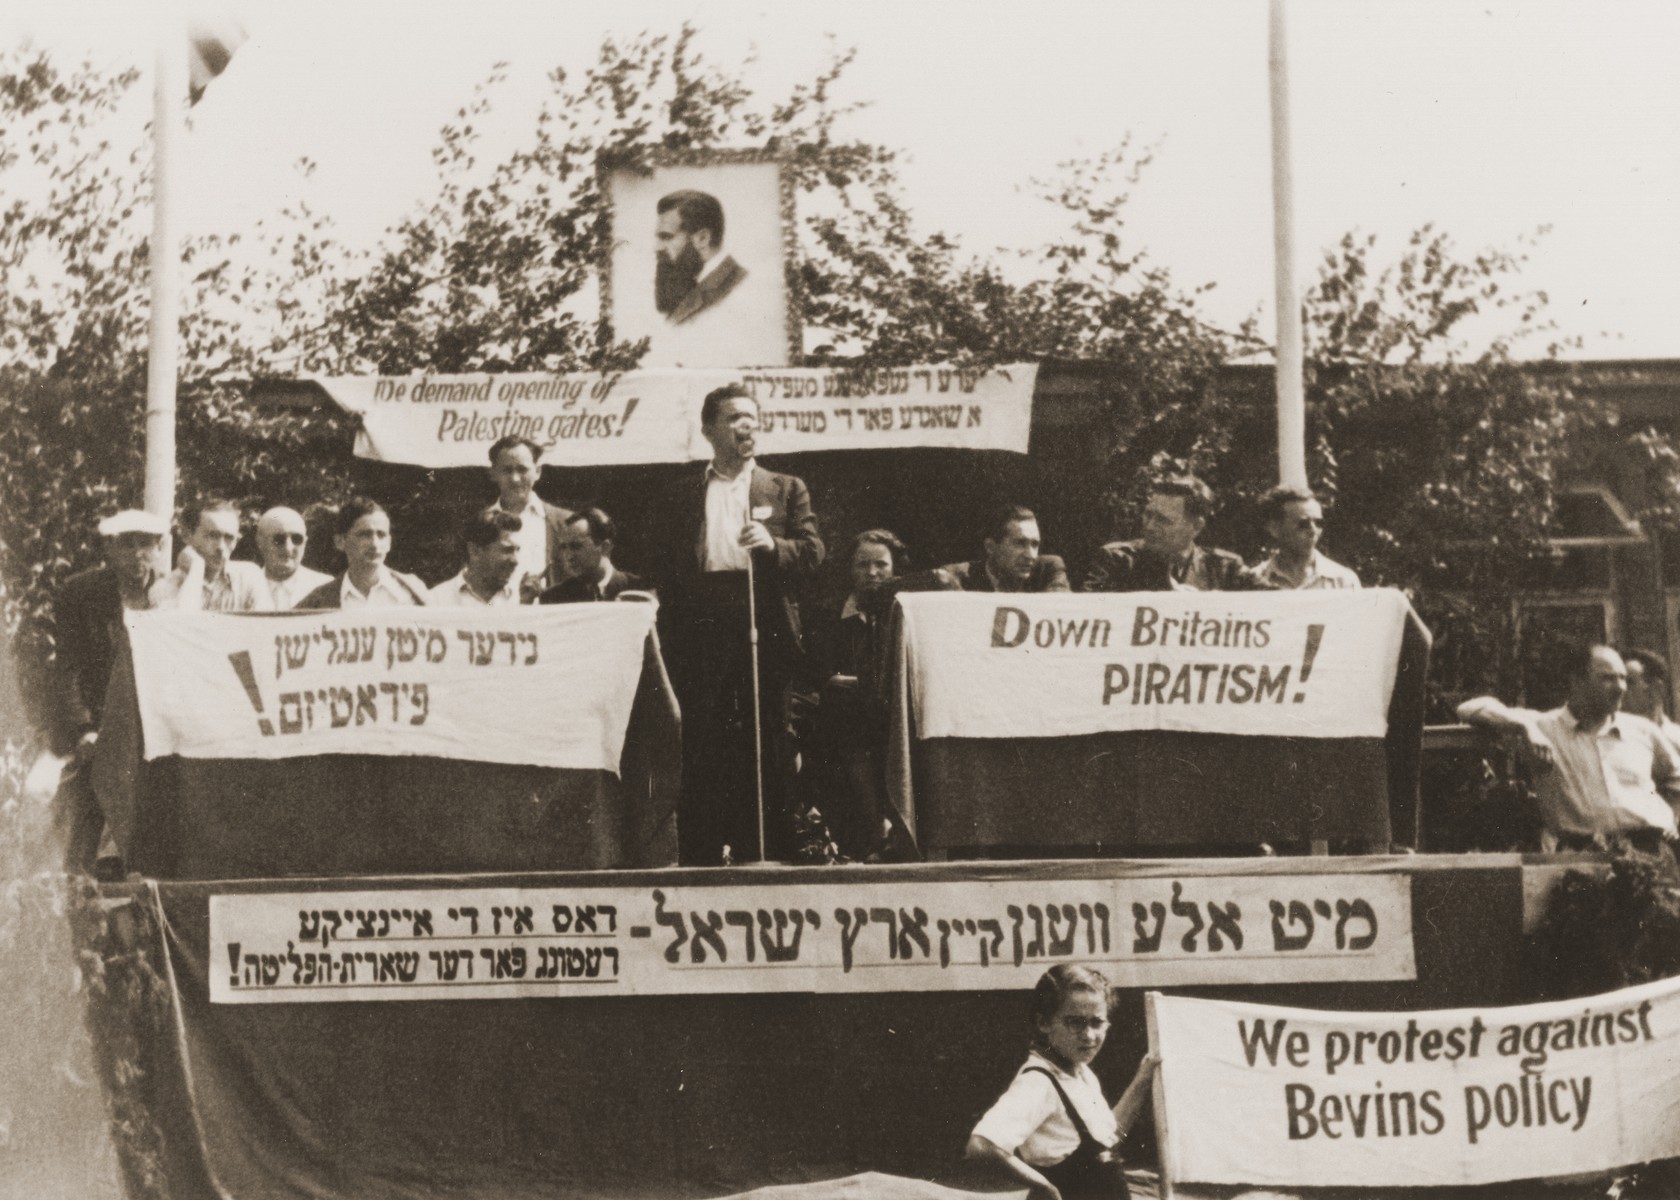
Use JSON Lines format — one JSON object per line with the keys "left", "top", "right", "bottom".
{"left": 1269, "top": 0, "right": 1308, "bottom": 489}
{"left": 146, "top": 18, "right": 184, "bottom": 530}
{"left": 744, "top": 553, "right": 766, "bottom": 863}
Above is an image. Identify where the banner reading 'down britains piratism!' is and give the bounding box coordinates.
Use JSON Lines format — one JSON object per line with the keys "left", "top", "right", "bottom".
{"left": 125, "top": 607, "right": 653, "bottom": 771}
{"left": 314, "top": 363, "right": 1035, "bottom": 467}
{"left": 1148, "top": 978, "right": 1680, "bottom": 1188}
{"left": 899, "top": 588, "right": 1408, "bottom": 740}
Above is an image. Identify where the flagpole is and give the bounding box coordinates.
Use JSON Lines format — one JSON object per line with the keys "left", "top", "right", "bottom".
{"left": 146, "top": 15, "right": 185, "bottom": 533}
{"left": 1269, "top": 0, "right": 1308, "bottom": 490}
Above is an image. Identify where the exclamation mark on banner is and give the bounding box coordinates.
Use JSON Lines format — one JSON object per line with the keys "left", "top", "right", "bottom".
{"left": 1294, "top": 624, "right": 1324, "bottom": 703}
{"left": 227, "top": 651, "right": 274, "bottom": 735}
{"left": 617, "top": 397, "right": 638, "bottom": 435}
{"left": 228, "top": 942, "right": 242, "bottom": 989}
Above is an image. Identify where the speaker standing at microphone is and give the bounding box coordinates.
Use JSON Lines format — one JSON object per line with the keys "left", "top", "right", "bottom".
{"left": 656, "top": 384, "right": 824, "bottom": 864}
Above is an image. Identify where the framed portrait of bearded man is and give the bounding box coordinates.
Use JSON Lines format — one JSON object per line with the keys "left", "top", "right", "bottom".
{"left": 600, "top": 147, "right": 800, "bottom": 370}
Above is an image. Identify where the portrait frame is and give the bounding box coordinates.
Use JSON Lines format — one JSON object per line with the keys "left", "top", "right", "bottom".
{"left": 598, "top": 146, "right": 801, "bottom": 370}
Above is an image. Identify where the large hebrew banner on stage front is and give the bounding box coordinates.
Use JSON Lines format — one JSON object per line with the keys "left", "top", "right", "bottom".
{"left": 209, "top": 868, "right": 1413, "bottom": 1003}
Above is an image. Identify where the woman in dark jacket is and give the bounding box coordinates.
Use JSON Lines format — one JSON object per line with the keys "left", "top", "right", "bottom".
{"left": 797, "top": 529, "right": 908, "bottom": 859}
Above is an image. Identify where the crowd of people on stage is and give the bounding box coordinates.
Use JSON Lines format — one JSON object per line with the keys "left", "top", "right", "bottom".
{"left": 51, "top": 381, "right": 1383, "bottom": 872}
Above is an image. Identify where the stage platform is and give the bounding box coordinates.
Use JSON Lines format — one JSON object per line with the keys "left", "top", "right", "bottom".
{"left": 83, "top": 850, "right": 1594, "bottom": 1200}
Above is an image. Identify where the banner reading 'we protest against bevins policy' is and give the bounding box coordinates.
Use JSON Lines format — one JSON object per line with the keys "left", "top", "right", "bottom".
{"left": 124, "top": 607, "right": 653, "bottom": 771}
{"left": 899, "top": 588, "right": 1409, "bottom": 740}
{"left": 1148, "top": 976, "right": 1680, "bottom": 1189}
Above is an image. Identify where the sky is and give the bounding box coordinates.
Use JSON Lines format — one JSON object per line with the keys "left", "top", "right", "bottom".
{"left": 6, "top": 0, "right": 1679, "bottom": 361}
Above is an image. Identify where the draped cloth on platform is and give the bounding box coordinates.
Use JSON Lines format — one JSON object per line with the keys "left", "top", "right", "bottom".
{"left": 86, "top": 856, "right": 1528, "bottom": 1200}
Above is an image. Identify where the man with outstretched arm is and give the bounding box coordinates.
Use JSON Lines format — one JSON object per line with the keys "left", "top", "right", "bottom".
{"left": 1457, "top": 641, "right": 1680, "bottom": 864}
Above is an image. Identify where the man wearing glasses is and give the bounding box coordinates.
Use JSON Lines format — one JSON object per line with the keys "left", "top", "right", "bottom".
{"left": 254, "top": 506, "right": 330, "bottom": 610}
{"left": 1253, "top": 486, "right": 1360, "bottom": 590}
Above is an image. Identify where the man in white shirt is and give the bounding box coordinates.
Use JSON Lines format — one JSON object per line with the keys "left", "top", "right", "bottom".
{"left": 252, "top": 506, "right": 331, "bottom": 610}
{"left": 657, "top": 384, "right": 823, "bottom": 863}
{"left": 297, "top": 498, "right": 429, "bottom": 609}
{"left": 486, "top": 435, "right": 571, "bottom": 598}
{"left": 1457, "top": 642, "right": 1680, "bottom": 860}
{"left": 429, "top": 510, "right": 524, "bottom": 606}
{"left": 1254, "top": 486, "right": 1361, "bottom": 590}
{"left": 149, "top": 499, "right": 264, "bottom": 611}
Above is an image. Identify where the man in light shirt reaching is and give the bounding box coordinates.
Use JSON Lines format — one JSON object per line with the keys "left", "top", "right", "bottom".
{"left": 1457, "top": 641, "right": 1680, "bottom": 866}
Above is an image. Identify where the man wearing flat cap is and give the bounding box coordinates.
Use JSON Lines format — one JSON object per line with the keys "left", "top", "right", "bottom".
{"left": 52, "top": 509, "right": 165, "bottom": 871}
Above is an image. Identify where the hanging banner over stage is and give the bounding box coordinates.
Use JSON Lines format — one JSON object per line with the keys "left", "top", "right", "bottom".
{"left": 311, "top": 363, "right": 1035, "bottom": 467}
{"left": 1147, "top": 976, "right": 1680, "bottom": 1189}
{"left": 899, "top": 588, "right": 1409, "bottom": 741}
{"left": 734, "top": 362, "right": 1035, "bottom": 455}
{"left": 124, "top": 606, "right": 653, "bottom": 770}
{"left": 209, "top": 869, "right": 1412, "bottom": 1003}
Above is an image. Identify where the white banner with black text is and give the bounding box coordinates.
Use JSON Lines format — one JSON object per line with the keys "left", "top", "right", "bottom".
{"left": 899, "top": 588, "right": 1409, "bottom": 740}
{"left": 1148, "top": 976, "right": 1680, "bottom": 1188}
{"left": 313, "top": 363, "right": 1035, "bottom": 467}
{"left": 125, "top": 606, "right": 653, "bottom": 771}
{"left": 209, "top": 870, "right": 1411, "bottom": 1003}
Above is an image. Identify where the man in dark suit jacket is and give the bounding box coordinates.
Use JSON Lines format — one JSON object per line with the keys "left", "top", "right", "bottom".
{"left": 881, "top": 504, "right": 1068, "bottom": 596}
{"left": 657, "top": 384, "right": 823, "bottom": 863}
{"left": 539, "top": 507, "right": 649, "bottom": 603}
{"left": 668, "top": 256, "right": 746, "bottom": 325}
{"left": 936, "top": 504, "right": 1071, "bottom": 594}
{"left": 53, "top": 511, "right": 165, "bottom": 756}
{"left": 52, "top": 509, "right": 165, "bottom": 871}
{"left": 655, "top": 190, "right": 747, "bottom": 326}
{"left": 1084, "top": 474, "right": 1268, "bottom": 593}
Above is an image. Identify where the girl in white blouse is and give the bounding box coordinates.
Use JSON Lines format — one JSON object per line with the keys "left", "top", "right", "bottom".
{"left": 967, "top": 965, "right": 1158, "bottom": 1200}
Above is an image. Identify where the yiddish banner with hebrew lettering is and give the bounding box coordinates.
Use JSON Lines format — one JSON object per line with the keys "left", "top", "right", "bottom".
{"left": 1148, "top": 977, "right": 1680, "bottom": 1188}
{"left": 899, "top": 588, "right": 1408, "bottom": 740}
{"left": 313, "top": 363, "right": 1034, "bottom": 467}
{"left": 124, "top": 606, "right": 653, "bottom": 770}
{"left": 209, "top": 869, "right": 1411, "bottom": 1004}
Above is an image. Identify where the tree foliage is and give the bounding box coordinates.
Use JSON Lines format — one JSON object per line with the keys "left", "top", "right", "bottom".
{"left": 4, "top": 30, "right": 1675, "bottom": 730}
{"left": 8, "top": 29, "right": 1680, "bottom": 1194}
{"left": 0, "top": 49, "right": 353, "bottom": 719}
{"left": 1301, "top": 226, "right": 1587, "bottom": 585}
{"left": 1296, "top": 229, "right": 1680, "bottom": 710}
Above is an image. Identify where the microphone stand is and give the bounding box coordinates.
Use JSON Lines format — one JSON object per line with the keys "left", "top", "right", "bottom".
{"left": 745, "top": 547, "right": 766, "bottom": 862}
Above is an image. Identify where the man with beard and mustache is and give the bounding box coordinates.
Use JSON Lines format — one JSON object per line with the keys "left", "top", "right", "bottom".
{"left": 654, "top": 190, "right": 747, "bottom": 325}
{"left": 657, "top": 383, "right": 823, "bottom": 864}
